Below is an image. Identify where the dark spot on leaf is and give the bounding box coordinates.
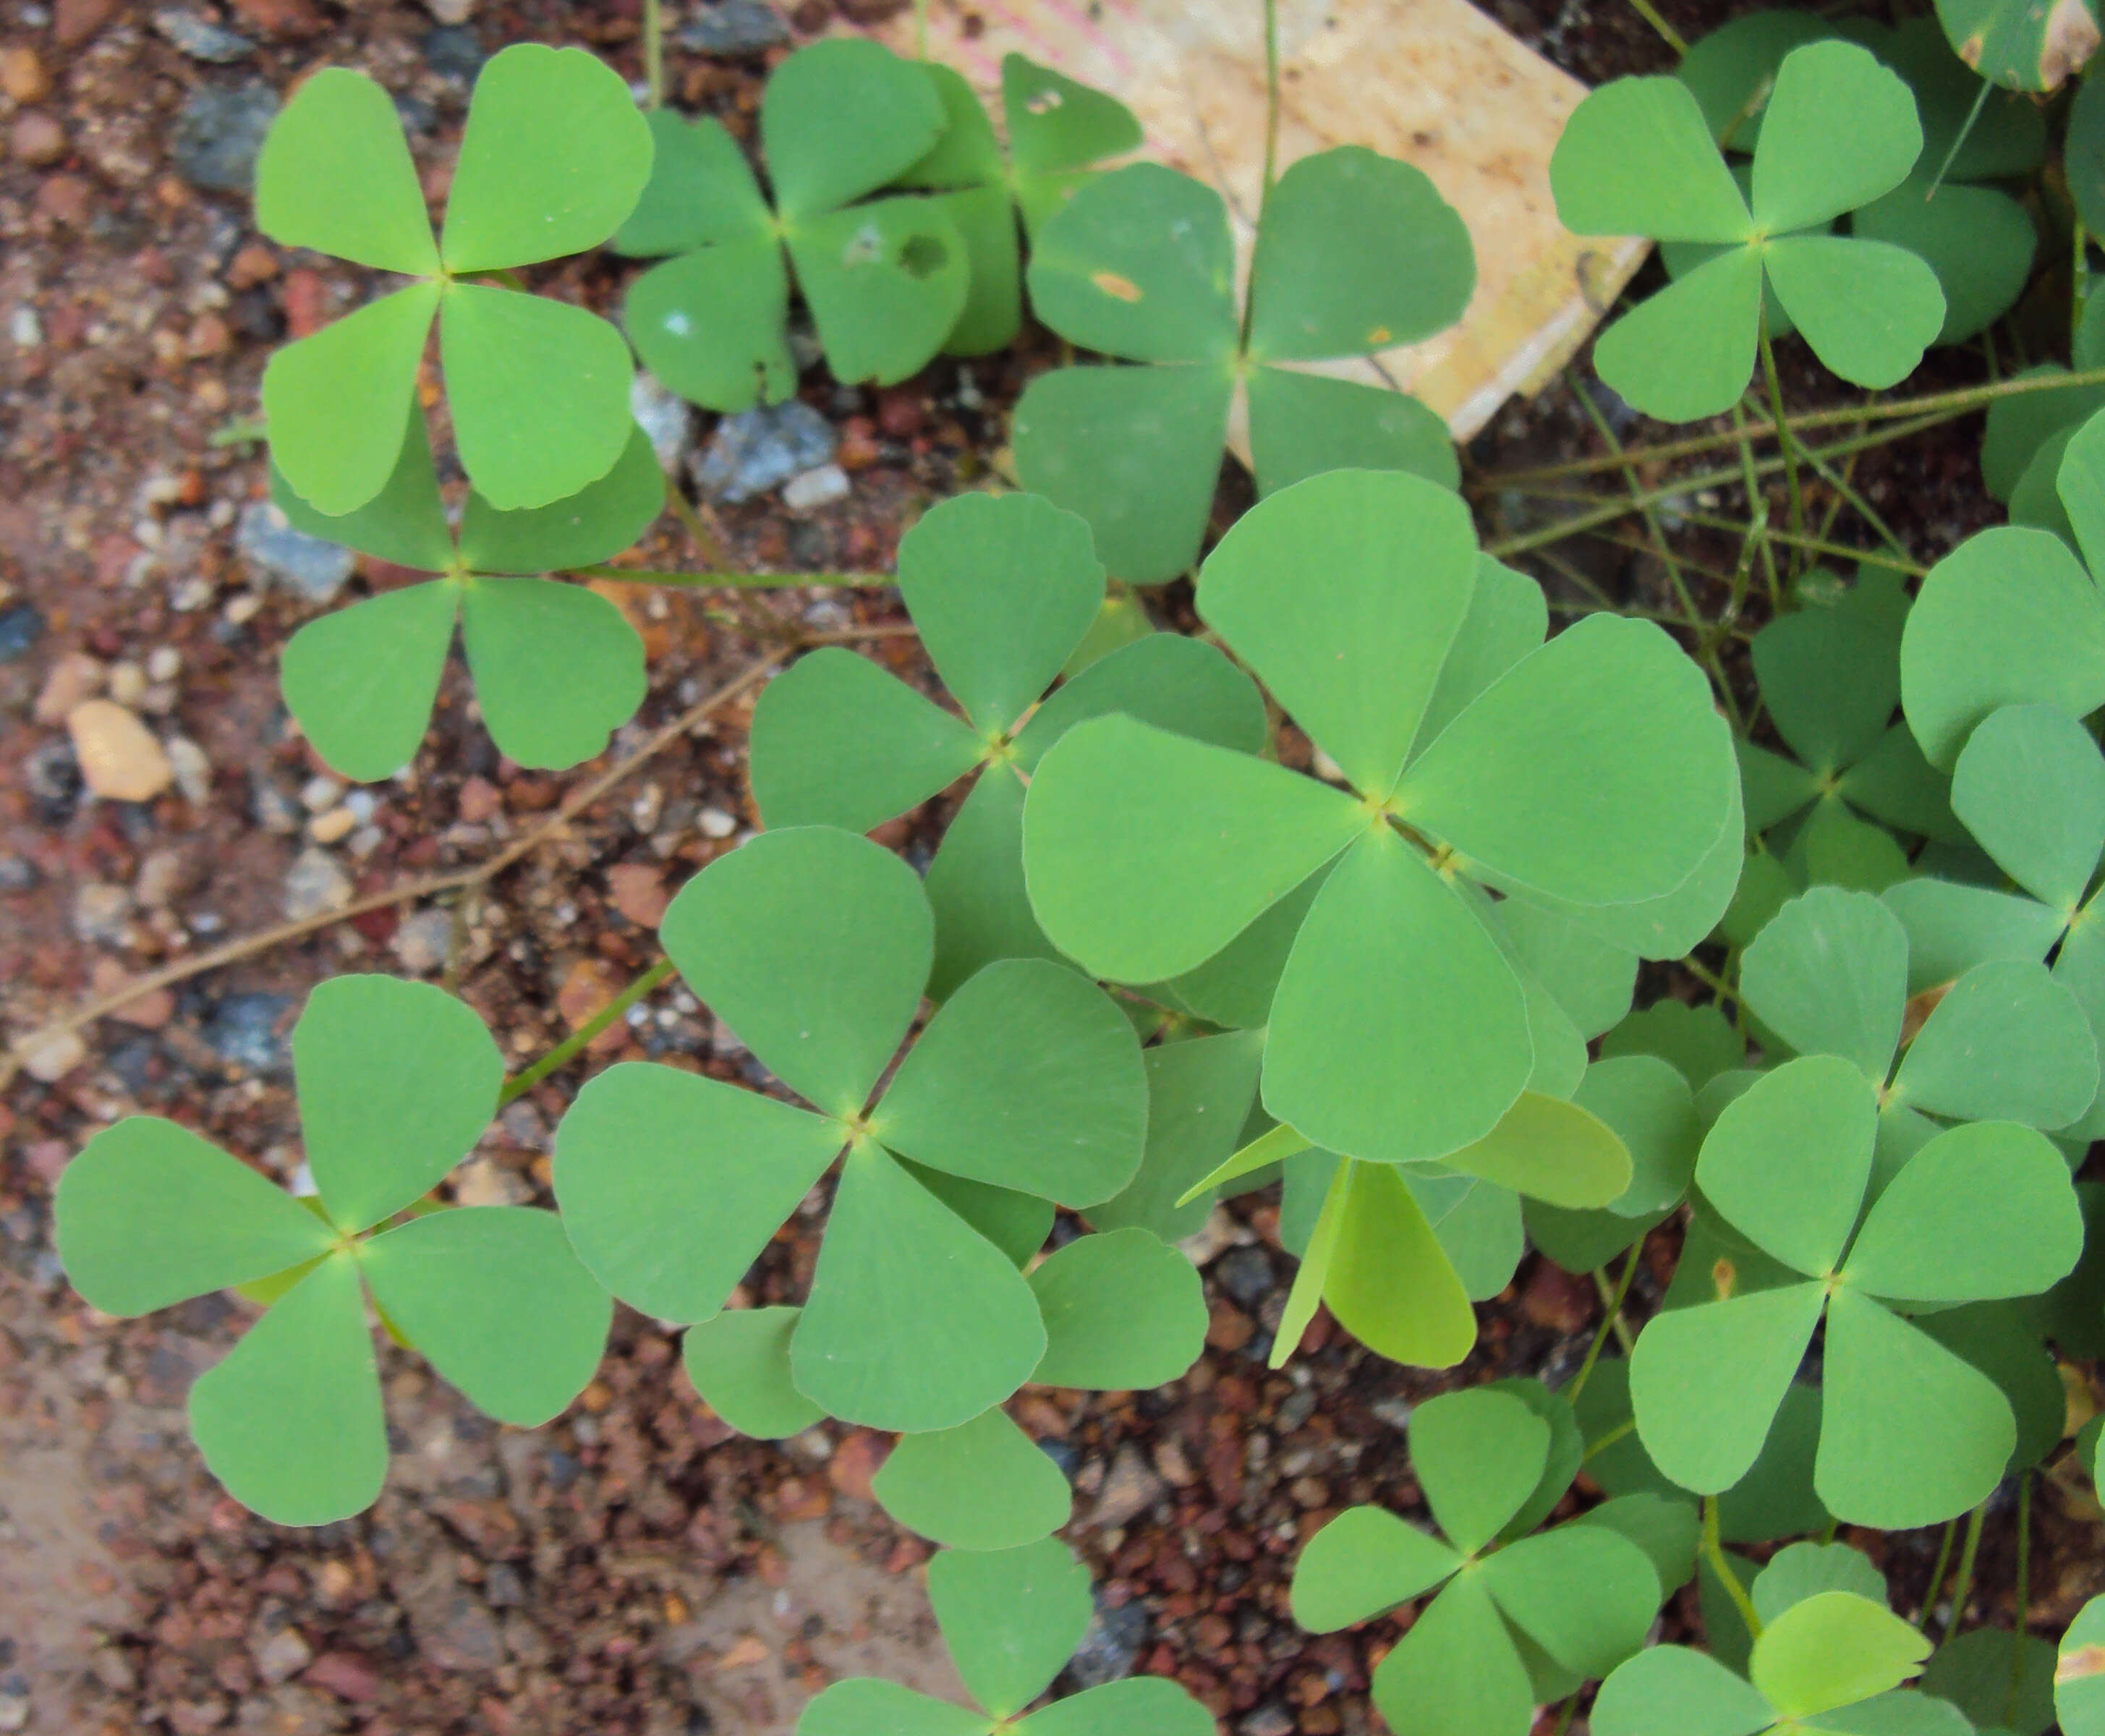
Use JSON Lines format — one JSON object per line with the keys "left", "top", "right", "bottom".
{"left": 1711, "top": 1257, "right": 1736, "bottom": 1300}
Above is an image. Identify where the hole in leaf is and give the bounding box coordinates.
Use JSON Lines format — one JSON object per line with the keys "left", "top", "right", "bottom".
{"left": 1027, "top": 88, "right": 1064, "bottom": 113}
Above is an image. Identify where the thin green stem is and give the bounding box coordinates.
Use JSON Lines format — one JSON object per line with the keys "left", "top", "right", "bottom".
{"left": 643, "top": 0, "right": 664, "bottom": 108}
{"left": 2011, "top": 1474, "right": 2032, "bottom": 1727}
{"left": 1703, "top": 1497, "right": 1762, "bottom": 1641}
{"left": 499, "top": 958, "right": 676, "bottom": 1106}
{"left": 1570, "top": 365, "right": 1711, "bottom": 629}
{"left": 1570, "top": 1245, "right": 1643, "bottom": 1400}
{"left": 1261, "top": 0, "right": 1282, "bottom": 213}
{"left": 1550, "top": 1692, "right": 1581, "bottom": 1736}
{"left": 1730, "top": 398, "right": 1781, "bottom": 612}
{"left": 1918, "top": 1518, "right": 1958, "bottom": 1627}
{"left": 578, "top": 563, "right": 867, "bottom": 589}
{"left": 1623, "top": 0, "right": 1687, "bottom": 52}
{"left": 1683, "top": 956, "right": 1739, "bottom": 1006}
{"left": 1756, "top": 328, "right": 1803, "bottom": 580}
{"left": 1582, "top": 1417, "right": 1636, "bottom": 1461}
{"left": 1474, "top": 367, "right": 2105, "bottom": 490}
{"left": 1942, "top": 1500, "right": 1989, "bottom": 1638}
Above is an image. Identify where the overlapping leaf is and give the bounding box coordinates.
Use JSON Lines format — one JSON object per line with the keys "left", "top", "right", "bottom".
{"left": 1552, "top": 41, "right": 1944, "bottom": 421}
{"left": 617, "top": 40, "right": 969, "bottom": 408}
{"left": 55, "top": 976, "right": 608, "bottom": 1524}
{"left": 257, "top": 46, "right": 652, "bottom": 513}
{"left": 749, "top": 491, "right": 1264, "bottom": 995}
{"left": 1013, "top": 149, "right": 1473, "bottom": 580}
{"left": 554, "top": 826, "right": 1147, "bottom": 1434}
{"left": 270, "top": 409, "right": 658, "bottom": 781}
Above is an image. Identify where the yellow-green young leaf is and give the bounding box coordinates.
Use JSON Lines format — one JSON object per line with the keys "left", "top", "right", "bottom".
{"left": 1630, "top": 1280, "right": 1827, "bottom": 1493}
{"left": 1246, "top": 147, "right": 1474, "bottom": 362}
{"left": 1752, "top": 1591, "right": 1931, "bottom": 1719}
{"left": 1478, "top": 1526, "right": 1661, "bottom": 1679}
{"left": 1591, "top": 1646, "right": 1776, "bottom": 1736}
{"left": 679, "top": 1307, "right": 824, "bottom": 1439}
{"left": 1290, "top": 1507, "right": 1462, "bottom": 1631}
{"left": 438, "top": 284, "right": 636, "bottom": 514}
{"left": 553, "top": 1063, "right": 844, "bottom": 1322}
{"left": 761, "top": 38, "right": 948, "bottom": 221}
{"left": 898, "top": 492, "right": 1104, "bottom": 736}
{"left": 1011, "top": 362, "right": 1236, "bottom": 585}
{"left": 1028, "top": 1229, "right": 1206, "bottom": 1390}
{"left": 1439, "top": 1092, "right": 1631, "bottom": 1209}
{"left": 2059, "top": 1594, "right": 2105, "bottom": 1736}
{"left": 875, "top": 959, "right": 1146, "bottom": 1207}
{"left": 263, "top": 282, "right": 440, "bottom": 516}
{"left": 1015, "top": 1677, "right": 1215, "bottom": 1736}
{"left": 459, "top": 578, "right": 645, "bottom": 773}
{"left": 187, "top": 1254, "right": 387, "bottom": 1526}
{"left": 1199, "top": 467, "right": 1479, "bottom": 799}
{"left": 56, "top": 1118, "right": 336, "bottom": 1316}
{"left": 791, "top": 1144, "right": 1046, "bottom": 1434}
{"left": 871, "top": 1407, "right": 1071, "bottom": 1549}
{"left": 438, "top": 44, "right": 653, "bottom": 273}
{"left": 1264, "top": 831, "right": 1532, "bottom": 1164}
{"left": 1274, "top": 1157, "right": 1350, "bottom": 1363}
{"left": 294, "top": 976, "right": 503, "bottom": 1235}
{"left": 1900, "top": 526, "right": 2105, "bottom": 771}
{"left": 1320, "top": 1161, "right": 1480, "bottom": 1370}
{"left": 255, "top": 68, "right": 438, "bottom": 274}
{"left": 1022, "top": 716, "right": 1366, "bottom": 984}
{"left": 1591, "top": 245, "right": 1764, "bottom": 423}
{"left": 660, "top": 827, "right": 932, "bottom": 1117}
{"left": 787, "top": 197, "right": 971, "bottom": 388}
{"left": 623, "top": 237, "right": 796, "bottom": 413}
{"left": 1370, "top": 1575, "right": 1536, "bottom": 1736}
{"left": 1815, "top": 1288, "right": 2017, "bottom": 1527}
{"left": 1552, "top": 76, "right": 1754, "bottom": 242}
{"left": 1174, "top": 1120, "right": 1311, "bottom": 1212}
{"left": 1892, "top": 959, "right": 2101, "bottom": 1128}
{"left": 281, "top": 581, "right": 459, "bottom": 784}
{"left": 454, "top": 425, "right": 665, "bottom": 576}
{"left": 1411, "top": 1387, "right": 1552, "bottom": 1554}
{"left": 797, "top": 1678, "right": 992, "bottom": 1736}
{"left": 358, "top": 1206, "right": 610, "bottom": 1426}
{"left": 1698, "top": 1057, "right": 1878, "bottom": 1277}
{"left": 928, "top": 1538, "right": 1092, "bottom": 1720}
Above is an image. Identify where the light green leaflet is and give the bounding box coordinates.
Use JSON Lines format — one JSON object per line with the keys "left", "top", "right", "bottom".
{"left": 1023, "top": 469, "right": 1738, "bottom": 1166}
{"left": 798, "top": 1538, "right": 1214, "bottom": 1735}
{"left": 271, "top": 409, "right": 658, "bottom": 783}
{"left": 1741, "top": 886, "right": 2101, "bottom": 1132}
{"left": 553, "top": 826, "right": 1148, "bottom": 1434}
{"left": 892, "top": 55, "right": 1142, "bottom": 356}
{"left": 748, "top": 491, "right": 1265, "bottom": 996}
{"left": 1736, "top": 571, "right": 1961, "bottom": 862}
{"left": 256, "top": 46, "right": 651, "bottom": 514}
{"left": 616, "top": 39, "right": 966, "bottom": 409}
{"left": 1013, "top": 148, "right": 1473, "bottom": 582}
{"left": 1291, "top": 1387, "right": 1667, "bottom": 1736}
{"left": 53, "top": 976, "right": 608, "bottom": 1526}
{"left": 1551, "top": 41, "right": 1944, "bottom": 422}
{"left": 1523, "top": 1052, "right": 1704, "bottom": 1274}
{"left": 1592, "top": 1594, "right": 1939, "bottom": 1736}
{"left": 1628, "top": 1054, "right": 2083, "bottom": 1526}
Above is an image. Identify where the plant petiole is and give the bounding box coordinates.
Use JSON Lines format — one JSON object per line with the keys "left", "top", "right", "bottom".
{"left": 498, "top": 957, "right": 678, "bottom": 1107}
{"left": 1702, "top": 1496, "right": 1762, "bottom": 1640}
{"left": 1569, "top": 1242, "right": 1643, "bottom": 1399}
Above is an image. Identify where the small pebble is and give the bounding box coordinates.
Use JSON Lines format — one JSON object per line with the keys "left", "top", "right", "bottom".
{"left": 106, "top": 660, "right": 146, "bottom": 706}
{"left": 20, "top": 1029, "right": 86, "bottom": 1084}
{"left": 203, "top": 992, "right": 294, "bottom": 1075}
{"left": 676, "top": 0, "right": 789, "bottom": 54}
{"left": 166, "top": 736, "right": 211, "bottom": 805}
{"left": 145, "top": 645, "right": 182, "bottom": 683}
{"left": 171, "top": 80, "right": 278, "bottom": 192}
{"left": 33, "top": 651, "right": 104, "bottom": 724}
{"left": 299, "top": 773, "right": 344, "bottom": 813}
{"left": 237, "top": 500, "right": 354, "bottom": 603}
{"left": 689, "top": 401, "right": 837, "bottom": 504}
{"left": 782, "top": 462, "right": 850, "bottom": 513}
{"left": 7, "top": 305, "right": 41, "bottom": 346}
{"left": 307, "top": 807, "right": 356, "bottom": 845}
{"left": 0, "top": 44, "right": 51, "bottom": 101}
{"left": 9, "top": 111, "right": 64, "bottom": 168}
{"left": 698, "top": 805, "right": 739, "bottom": 840}
{"left": 282, "top": 846, "right": 352, "bottom": 919}
{"left": 72, "top": 882, "right": 134, "bottom": 945}
{"left": 67, "top": 699, "right": 173, "bottom": 801}
{"left": 629, "top": 371, "right": 694, "bottom": 471}
{"left": 423, "top": 0, "right": 474, "bottom": 20}
{"left": 391, "top": 907, "right": 455, "bottom": 975}
{"left": 0, "top": 603, "right": 44, "bottom": 663}
{"left": 153, "top": 7, "right": 256, "bottom": 60}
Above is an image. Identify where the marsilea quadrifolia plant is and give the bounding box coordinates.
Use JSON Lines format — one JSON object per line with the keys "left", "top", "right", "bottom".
{"left": 41, "top": 9, "right": 2105, "bottom": 1733}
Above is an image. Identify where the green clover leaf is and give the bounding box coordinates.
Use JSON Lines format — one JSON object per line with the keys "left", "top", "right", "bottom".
{"left": 799, "top": 1539, "right": 1215, "bottom": 1735}
{"left": 53, "top": 976, "right": 610, "bottom": 1525}
{"left": 892, "top": 55, "right": 1142, "bottom": 356}
{"left": 1552, "top": 41, "right": 1944, "bottom": 422}
{"left": 1523, "top": 1052, "right": 1705, "bottom": 1273}
{"left": 1592, "top": 1594, "right": 1943, "bottom": 1736}
{"left": 1291, "top": 1386, "right": 1669, "bottom": 1736}
{"left": 1023, "top": 468, "right": 1739, "bottom": 1166}
{"left": 256, "top": 46, "right": 652, "bottom": 514}
{"left": 616, "top": 39, "right": 968, "bottom": 409}
{"left": 748, "top": 491, "right": 1265, "bottom": 997}
{"left": 1628, "top": 1052, "right": 2084, "bottom": 1526}
{"left": 270, "top": 409, "right": 657, "bottom": 783}
{"left": 1012, "top": 148, "right": 1474, "bottom": 582}
{"left": 553, "top": 825, "right": 1148, "bottom": 1434}
{"left": 1934, "top": 0, "right": 2100, "bottom": 92}
{"left": 2061, "top": 1596, "right": 2105, "bottom": 1735}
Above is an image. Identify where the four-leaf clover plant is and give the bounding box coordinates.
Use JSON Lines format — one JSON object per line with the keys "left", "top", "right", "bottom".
{"left": 54, "top": 976, "right": 612, "bottom": 1525}
{"left": 1551, "top": 41, "right": 1946, "bottom": 422}
{"left": 1013, "top": 150, "right": 1475, "bottom": 582}
{"left": 257, "top": 46, "right": 652, "bottom": 514}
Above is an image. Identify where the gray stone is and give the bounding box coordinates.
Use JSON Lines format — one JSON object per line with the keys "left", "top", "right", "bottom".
{"left": 153, "top": 9, "right": 255, "bottom": 61}
{"left": 422, "top": 25, "right": 485, "bottom": 82}
{"left": 1216, "top": 1245, "right": 1275, "bottom": 1308}
{"left": 1238, "top": 1705, "right": 1295, "bottom": 1736}
{"left": 25, "top": 740, "right": 80, "bottom": 822}
{"left": 0, "top": 603, "right": 43, "bottom": 664}
{"left": 250, "top": 1626, "right": 312, "bottom": 1685}
{"left": 391, "top": 907, "right": 455, "bottom": 975}
{"left": 0, "top": 856, "right": 36, "bottom": 893}
{"left": 676, "top": 0, "right": 788, "bottom": 55}
{"left": 689, "top": 401, "right": 835, "bottom": 503}
{"left": 171, "top": 81, "right": 279, "bottom": 192}
{"left": 72, "top": 882, "right": 134, "bottom": 945}
{"left": 283, "top": 846, "right": 352, "bottom": 920}
{"left": 781, "top": 463, "right": 850, "bottom": 513}
{"left": 1065, "top": 1594, "right": 1147, "bottom": 1691}
{"left": 1086, "top": 1444, "right": 1165, "bottom": 1531}
{"left": 629, "top": 372, "right": 694, "bottom": 471}
{"left": 204, "top": 992, "right": 295, "bottom": 1076}
{"left": 237, "top": 501, "right": 356, "bottom": 604}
